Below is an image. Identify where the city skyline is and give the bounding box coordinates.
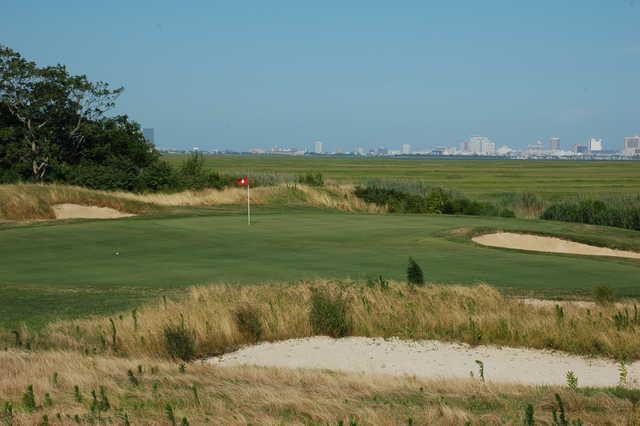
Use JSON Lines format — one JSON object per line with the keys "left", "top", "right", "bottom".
{"left": 3, "top": 1, "right": 639, "bottom": 151}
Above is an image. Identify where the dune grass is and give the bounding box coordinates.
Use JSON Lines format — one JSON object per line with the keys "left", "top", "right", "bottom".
{"left": 0, "top": 183, "right": 382, "bottom": 222}
{"left": 7, "top": 281, "right": 640, "bottom": 361}
{"left": 3, "top": 350, "right": 639, "bottom": 425}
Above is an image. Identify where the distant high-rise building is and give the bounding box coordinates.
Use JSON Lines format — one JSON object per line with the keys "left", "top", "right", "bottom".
{"left": 313, "top": 141, "right": 323, "bottom": 154}
{"left": 572, "top": 144, "right": 588, "bottom": 154}
{"left": 465, "top": 137, "right": 494, "bottom": 155}
{"left": 588, "top": 138, "right": 603, "bottom": 152}
{"left": 624, "top": 135, "right": 640, "bottom": 156}
{"left": 142, "top": 128, "right": 155, "bottom": 144}
{"left": 401, "top": 144, "right": 411, "bottom": 155}
{"left": 549, "top": 137, "right": 561, "bottom": 151}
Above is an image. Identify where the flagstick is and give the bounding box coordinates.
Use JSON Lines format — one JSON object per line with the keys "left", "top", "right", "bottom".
{"left": 247, "top": 176, "right": 251, "bottom": 226}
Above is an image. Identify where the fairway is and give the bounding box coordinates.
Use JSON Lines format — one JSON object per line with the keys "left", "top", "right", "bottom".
{"left": 164, "top": 154, "right": 640, "bottom": 200}
{"left": 2, "top": 209, "right": 640, "bottom": 328}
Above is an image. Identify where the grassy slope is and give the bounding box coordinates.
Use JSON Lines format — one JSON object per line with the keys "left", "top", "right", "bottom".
{"left": 164, "top": 154, "right": 640, "bottom": 200}
{"left": 2, "top": 208, "right": 640, "bottom": 328}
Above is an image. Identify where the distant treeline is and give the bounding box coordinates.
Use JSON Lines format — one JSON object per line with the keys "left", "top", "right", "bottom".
{"left": 354, "top": 185, "right": 515, "bottom": 218}
{"left": 542, "top": 199, "right": 640, "bottom": 231}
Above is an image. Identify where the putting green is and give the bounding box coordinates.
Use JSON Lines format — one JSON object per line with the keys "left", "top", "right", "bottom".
{"left": 2, "top": 209, "right": 640, "bottom": 328}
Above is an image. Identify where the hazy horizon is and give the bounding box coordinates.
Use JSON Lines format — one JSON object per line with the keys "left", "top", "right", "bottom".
{"left": 2, "top": 1, "right": 639, "bottom": 152}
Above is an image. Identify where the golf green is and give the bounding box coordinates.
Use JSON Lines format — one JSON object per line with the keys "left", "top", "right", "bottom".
{"left": 2, "top": 210, "right": 640, "bottom": 328}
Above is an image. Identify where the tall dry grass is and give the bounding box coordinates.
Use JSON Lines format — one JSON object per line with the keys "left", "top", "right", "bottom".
{"left": 0, "top": 183, "right": 384, "bottom": 221}
{"left": 13, "top": 281, "right": 640, "bottom": 361}
{"left": 1, "top": 349, "right": 638, "bottom": 425}
{"left": 116, "top": 183, "right": 384, "bottom": 212}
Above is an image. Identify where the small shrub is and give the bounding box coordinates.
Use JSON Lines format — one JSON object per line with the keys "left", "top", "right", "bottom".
{"left": 22, "top": 385, "right": 36, "bottom": 412}
{"left": 297, "top": 172, "right": 324, "bottom": 186}
{"left": 234, "top": 305, "right": 263, "bottom": 342}
{"left": 619, "top": 359, "right": 629, "bottom": 386}
{"left": 3, "top": 401, "right": 13, "bottom": 423}
{"left": 475, "top": 360, "right": 485, "bottom": 382}
{"left": 310, "top": 288, "right": 350, "bottom": 337}
{"left": 73, "top": 385, "right": 82, "bottom": 403}
{"left": 524, "top": 403, "right": 535, "bottom": 425}
{"left": 163, "top": 324, "right": 196, "bottom": 361}
{"left": 165, "top": 403, "right": 177, "bottom": 426}
{"left": 565, "top": 371, "right": 578, "bottom": 391}
{"left": 43, "top": 393, "right": 52, "bottom": 407}
{"left": 593, "top": 285, "right": 615, "bottom": 305}
{"left": 127, "top": 369, "right": 139, "bottom": 386}
{"left": 407, "top": 257, "right": 425, "bottom": 286}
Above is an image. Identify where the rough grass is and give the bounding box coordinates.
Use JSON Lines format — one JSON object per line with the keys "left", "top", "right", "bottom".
{"left": 3, "top": 281, "right": 640, "bottom": 423}
{"left": 8, "top": 281, "right": 640, "bottom": 361}
{"left": 2, "top": 350, "right": 639, "bottom": 425}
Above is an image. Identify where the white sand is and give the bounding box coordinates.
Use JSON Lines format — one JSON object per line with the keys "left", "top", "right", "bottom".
{"left": 52, "top": 203, "right": 135, "bottom": 220}
{"left": 208, "top": 336, "right": 640, "bottom": 387}
{"left": 473, "top": 232, "right": 640, "bottom": 259}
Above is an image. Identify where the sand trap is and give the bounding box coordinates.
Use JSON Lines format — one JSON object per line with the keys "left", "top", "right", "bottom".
{"left": 208, "top": 336, "right": 640, "bottom": 387}
{"left": 52, "top": 203, "right": 135, "bottom": 220}
{"left": 473, "top": 232, "right": 640, "bottom": 259}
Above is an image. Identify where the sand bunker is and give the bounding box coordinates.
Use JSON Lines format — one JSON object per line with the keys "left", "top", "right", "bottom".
{"left": 52, "top": 203, "right": 135, "bottom": 220}
{"left": 208, "top": 337, "right": 639, "bottom": 387}
{"left": 473, "top": 232, "right": 640, "bottom": 259}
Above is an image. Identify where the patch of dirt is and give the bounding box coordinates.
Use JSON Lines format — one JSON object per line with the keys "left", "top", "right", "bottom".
{"left": 472, "top": 232, "right": 640, "bottom": 259}
{"left": 52, "top": 203, "right": 135, "bottom": 220}
{"left": 208, "top": 336, "right": 640, "bottom": 387}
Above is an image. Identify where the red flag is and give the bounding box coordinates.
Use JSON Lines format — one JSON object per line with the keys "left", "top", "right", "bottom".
{"left": 236, "top": 176, "right": 249, "bottom": 186}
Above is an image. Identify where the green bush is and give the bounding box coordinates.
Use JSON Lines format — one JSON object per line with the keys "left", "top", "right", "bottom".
{"left": 310, "top": 288, "right": 350, "bottom": 337}
{"left": 353, "top": 185, "right": 513, "bottom": 217}
{"left": 407, "top": 257, "right": 425, "bottom": 286}
{"left": 234, "top": 305, "right": 263, "bottom": 342}
{"left": 297, "top": 172, "right": 324, "bottom": 187}
{"left": 163, "top": 323, "right": 196, "bottom": 361}
{"left": 593, "top": 285, "right": 615, "bottom": 305}
{"left": 22, "top": 384, "right": 36, "bottom": 412}
{"left": 541, "top": 199, "right": 640, "bottom": 231}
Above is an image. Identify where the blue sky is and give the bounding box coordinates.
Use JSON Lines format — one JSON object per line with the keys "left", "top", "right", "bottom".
{"left": 2, "top": 1, "right": 639, "bottom": 151}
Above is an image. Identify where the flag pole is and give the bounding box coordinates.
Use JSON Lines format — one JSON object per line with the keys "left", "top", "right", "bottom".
{"left": 247, "top": 173, "right": 251, "bottom": 225}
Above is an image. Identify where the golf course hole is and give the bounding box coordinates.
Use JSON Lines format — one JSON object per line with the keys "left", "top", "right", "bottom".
{"left": 472, "top": 232, "right": 640, "bottom": 259}
{"left": 52, "top": 203, "right": 135, "bottom": 220}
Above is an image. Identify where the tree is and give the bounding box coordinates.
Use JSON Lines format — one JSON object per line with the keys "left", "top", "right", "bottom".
{"left": 0, "top": 44, "right": 122, "bottom": 180}
{"left": 407, "top": 257, "right": 425, "bottom": 286}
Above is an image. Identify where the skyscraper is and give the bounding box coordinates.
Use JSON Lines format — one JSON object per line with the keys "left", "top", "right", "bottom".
{"left": 624, "top": 135, "right": 640, "bottom": 156}
{"left": 588, "top": 138, "right": 603, "bottom": 152}
{"left": 401, "top": 144, "right": 411, "bottom": 155}
{"left": 465, "top": 137, "right": 495, "bottom": 155}
{"left": 549, "top": 137, "right": 560, "bottom": 151}
{"left": 142, "top": 128, "right": 155, "bottom": 144}
{"left": 313, "top": 141, "right": 323, "bottom": 154}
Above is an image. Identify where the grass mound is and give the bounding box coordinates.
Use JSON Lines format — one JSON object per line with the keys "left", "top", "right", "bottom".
{"left": 7, "top": 281, "right": 640, "bottom": 360}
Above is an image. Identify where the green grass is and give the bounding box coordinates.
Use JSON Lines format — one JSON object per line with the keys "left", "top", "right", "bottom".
{"left": 2, "top": 207, "right": 640, "bottom": 328}
{"left": 163, "top": 154, "right": 640, "bottom": 200}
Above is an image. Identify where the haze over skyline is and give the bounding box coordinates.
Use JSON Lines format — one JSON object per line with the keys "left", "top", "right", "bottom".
{"left": 3, "top": 1, "right": 639, "bottom": 152}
